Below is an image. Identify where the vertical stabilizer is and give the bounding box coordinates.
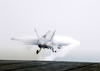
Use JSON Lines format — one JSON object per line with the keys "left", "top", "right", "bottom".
{"left": 34, "top": 28, "right": 40, "bottom": 40}
{"left": 50, "top": 30, "right": 56, "bottom": 41}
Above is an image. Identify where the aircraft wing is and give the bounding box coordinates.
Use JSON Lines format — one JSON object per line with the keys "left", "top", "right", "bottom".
{"left": 11, "top": 37, "right": 39, "bottom": 45}
{"left": 24, "top": 39, "right": 39, "bottom": 45}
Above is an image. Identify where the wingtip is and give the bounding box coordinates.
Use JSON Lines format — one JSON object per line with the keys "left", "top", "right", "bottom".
{"left": 11, "top": 37, "right": 14, "bottom": 40}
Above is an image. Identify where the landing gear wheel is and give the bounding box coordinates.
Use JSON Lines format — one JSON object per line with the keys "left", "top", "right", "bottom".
{"left": 55, "top": 51, "right": 57, "bottom": 53}
{"left": 58, "top": 47, "right": 61, "bottom": 49}
{"left": 36, "top": 50, "right": 39, "bottom": 54}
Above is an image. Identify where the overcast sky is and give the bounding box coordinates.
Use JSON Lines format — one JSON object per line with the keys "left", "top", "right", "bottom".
{"left": 1, "top": 0, "right": 100, "bottom": 62}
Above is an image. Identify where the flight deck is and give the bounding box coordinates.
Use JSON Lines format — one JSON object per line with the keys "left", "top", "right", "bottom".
{"left": 0, "top": 60, "right": 99, "bottom": 71}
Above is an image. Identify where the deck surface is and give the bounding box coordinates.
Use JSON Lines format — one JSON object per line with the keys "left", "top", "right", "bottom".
{"left": 0, "top": 60, "right": 99, "bottom": 71}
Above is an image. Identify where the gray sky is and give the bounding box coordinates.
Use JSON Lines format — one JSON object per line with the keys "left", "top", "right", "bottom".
{"left": 1, "top": 0, "right": 100, "bottom": 62}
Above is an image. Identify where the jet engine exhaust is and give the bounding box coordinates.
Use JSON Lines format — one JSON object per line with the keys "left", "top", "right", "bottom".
{"left": 38, "top": 44, "right": 49, "bottom": 49}
{"left": 38, "top": 44, "right": 42, "bottom": 48}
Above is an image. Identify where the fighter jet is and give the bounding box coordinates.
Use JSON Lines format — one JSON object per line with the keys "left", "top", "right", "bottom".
{"left": 11, "top": 29, "right": 80, "bottom": 54}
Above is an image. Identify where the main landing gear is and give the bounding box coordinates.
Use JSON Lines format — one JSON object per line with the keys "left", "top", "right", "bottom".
{"left": 36, "top": 46, "right": 57, "bottom": 54}
{"left": 36, "top": 50, "right": 39, "bottom": 54}
{"left": 36, "top": 48, "right": 42, "bottom": 54}
{"left": 51, "top": 47, "right": 56, "bottom": 53}
{"left": 36, "top": 48, "right": 56, "bottom": 54}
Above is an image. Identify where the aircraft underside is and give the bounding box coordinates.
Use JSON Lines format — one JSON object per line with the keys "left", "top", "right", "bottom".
{"left": 36, "top": 44, "right": 58, "bottom": 54}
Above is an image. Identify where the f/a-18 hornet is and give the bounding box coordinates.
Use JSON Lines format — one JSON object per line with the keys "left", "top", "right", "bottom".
{"left": 11, "top": 29, "right": 80, "bottom": 54}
